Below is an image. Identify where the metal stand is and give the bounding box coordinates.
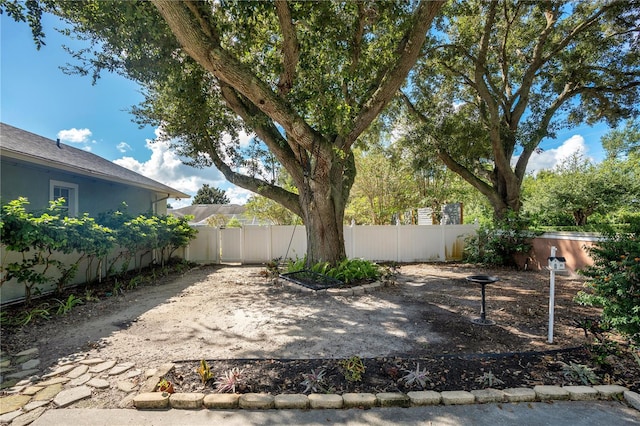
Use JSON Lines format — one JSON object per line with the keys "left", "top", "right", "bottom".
{"left": 466, "top": 275, "right": 499, "bottom": 326}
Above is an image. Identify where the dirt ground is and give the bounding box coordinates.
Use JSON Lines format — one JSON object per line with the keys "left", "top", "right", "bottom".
{"left": 3, "top": 262, "right": 638, "bottom": 400}
{"left": 2, "top": 263, "right": 598, "bottom": 366}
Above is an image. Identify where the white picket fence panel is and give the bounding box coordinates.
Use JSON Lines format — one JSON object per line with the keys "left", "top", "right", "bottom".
{"left": 184, "top": 224, "right": 478, "bottom": 264}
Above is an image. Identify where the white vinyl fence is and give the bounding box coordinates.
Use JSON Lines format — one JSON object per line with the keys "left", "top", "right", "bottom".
{"left": 184, "top": 224, "right": 478, "bottom": 264}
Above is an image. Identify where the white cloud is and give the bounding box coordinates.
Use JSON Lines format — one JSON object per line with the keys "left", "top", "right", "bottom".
{"left": 58, "top": 128, "right": 92, "bottom": 144}
{"left": 116, "top": 142, "right": 132, "bottom": 153}
{"left": 113, "top": 133, "right": 235, "bottom": 204}
{"left": 58, "top": 127, "right": 96, "bottom": 151}
{"left": 521, "top": 135, "right": 590, "bottom": 175}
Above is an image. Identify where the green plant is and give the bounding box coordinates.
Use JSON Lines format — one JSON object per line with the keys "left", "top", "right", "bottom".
{"left": 197, "top": 359, "right": 214, "bottom": 384}
{"left": 339, "top": 356, "right": 366, "bottom": 382}
{"left": 156, "top": 377, "right": 174, "bottom": 393}
{"left": 560, "top": 362, "right": 599, "bottom": 385}
{"left": 300, "top": 368, "right": 329, "bottom": 394}
{"left": 54, "top": 294, "right": 83, "bottom": 315}
{"left": 463, "top": 211, "right": 536, "bottom": 267}
{"left": 575, "top": 222, "right": 640, "bottom": 345}
{"left": 285, "top": 257, "right": 381, "bottom": 285}
{"left": 588, "top": 337, "right": 621, "bottom": 366}
{"left": 401, "top": 363, "right": 430, "bottom": 389}
{"left": 18, "top": 305, "right": 51, "bottom": 325}
{"left": 474, "top": 371, "right": 504, "bottom": 388}
{"left": 83, "top": 289, "right": 99, "bottom": 302}
{"left": 214, "top": 367, "right": 244, "bottom": 393}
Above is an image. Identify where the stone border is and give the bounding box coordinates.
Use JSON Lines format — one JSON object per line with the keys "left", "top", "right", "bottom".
{"left": 134, "top": 377, "right": 639, "bottom": 411}
{"left": 278, "top": 279, "right": 386, "bottom": 295}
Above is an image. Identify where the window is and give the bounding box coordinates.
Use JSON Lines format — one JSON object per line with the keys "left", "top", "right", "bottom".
{"left": 49, "top": 180, "right": 78, "bottom": 216}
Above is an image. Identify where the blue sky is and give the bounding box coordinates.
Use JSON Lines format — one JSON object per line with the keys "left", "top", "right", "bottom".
{"left": 1, "top": 12, "right": 613, "bottom": 208}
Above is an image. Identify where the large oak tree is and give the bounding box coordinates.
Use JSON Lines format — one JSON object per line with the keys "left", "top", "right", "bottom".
{"left": 4, "top": 0, "right": 444, "bottom": 264}
{"left": 402, "top": 0, "right": 640, "bottom": 220}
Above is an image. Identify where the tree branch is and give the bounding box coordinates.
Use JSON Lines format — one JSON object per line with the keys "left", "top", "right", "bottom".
{"left": 345, "top": 0, "right": 445, "bottom": 149}
{"left": 153, "top": 0, "right": 324, "bottom": 154}
{"left": 274, "top": 0, "right": 299, "bottom": 95}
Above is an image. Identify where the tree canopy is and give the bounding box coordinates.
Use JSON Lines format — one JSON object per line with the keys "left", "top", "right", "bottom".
{"left": 402, "top": 0, "right": 640, "bottom": 220}
{"left": 192, "top": 184, "right": 229, "bottom": 205}
{"left": 3, "top": 0, "right": 445, "bottom": 264}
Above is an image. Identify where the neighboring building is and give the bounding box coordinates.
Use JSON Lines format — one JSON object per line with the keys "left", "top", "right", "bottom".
{"left": 169, "top": 204, "right": 271, "bottom": 226}
{"left": 0, "top": 123, "right": 189, "bottom": 216}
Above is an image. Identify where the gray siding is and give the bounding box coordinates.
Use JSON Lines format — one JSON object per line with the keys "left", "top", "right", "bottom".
{"left": 1, "top": 158, "right": 167, "bottom": 216}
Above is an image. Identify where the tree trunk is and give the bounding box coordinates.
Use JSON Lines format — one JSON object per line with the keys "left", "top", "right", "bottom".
{"left": 297, "top": 146, "right": 354, "bottom": 265}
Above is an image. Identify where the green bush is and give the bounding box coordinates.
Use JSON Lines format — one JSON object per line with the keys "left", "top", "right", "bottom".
{"left": 1, "top": 197, "right": 197, "bottom": 304}
{"left": 463, "top": 212, "right": 535, "bottom": 267}
{"left": 575, "top": 220, "right": 640, "bottom": 345}
{"left": 285, "top": 257, "right": 381, "bottom": 284}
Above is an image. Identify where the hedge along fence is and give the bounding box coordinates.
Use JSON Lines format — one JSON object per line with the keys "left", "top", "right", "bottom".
{"left": 0, "top": 197, "right": 197, "bottom": 305}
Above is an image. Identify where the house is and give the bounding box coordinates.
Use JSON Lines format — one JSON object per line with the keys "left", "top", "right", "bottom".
{"left": 169, "top": 204, "right": 270, "bottom": 226}
{"left": 0, "top": 123, "right": 189, "bottom": 216}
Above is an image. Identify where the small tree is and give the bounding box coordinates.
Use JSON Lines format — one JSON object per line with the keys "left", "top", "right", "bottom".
{"left": 192, "top": 184, "right": 230, "bottom": 205}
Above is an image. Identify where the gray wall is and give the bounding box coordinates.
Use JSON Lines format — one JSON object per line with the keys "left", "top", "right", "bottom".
{"left": 1, "top": 158, "right": 167, "bottom": 216}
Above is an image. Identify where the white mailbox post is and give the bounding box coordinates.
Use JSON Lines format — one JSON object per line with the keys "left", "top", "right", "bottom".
{"left": 547, "top": 247, "right": 566, "bottom": 343}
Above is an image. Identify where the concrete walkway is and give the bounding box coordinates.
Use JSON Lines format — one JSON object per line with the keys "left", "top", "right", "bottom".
{"left": 31, "top": 401, "right": 640, "bottom": 426}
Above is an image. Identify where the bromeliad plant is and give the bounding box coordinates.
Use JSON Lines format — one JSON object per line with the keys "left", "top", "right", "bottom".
{"left": 401, "top": 363, "right": 430, "bottom": 389}
{"left": 214, "top": 367, "right": 244, "bottom": 393}
{"left": 300, "top": 368, "right": 329, "bottom": 394}
{"left": 340, "top": 356, "right": 366, "bottom": 382}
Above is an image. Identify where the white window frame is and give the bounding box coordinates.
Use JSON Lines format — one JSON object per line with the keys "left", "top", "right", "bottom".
{"left": 49, "top": 180, "right": 79, "bottom": 217}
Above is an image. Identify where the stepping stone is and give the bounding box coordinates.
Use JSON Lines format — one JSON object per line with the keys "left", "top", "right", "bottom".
{"left": 14, "top": 348, "right": 38, "bottom": 358}
{"left": 37, "top": 377, "right": 70, "bottom": 387}
{"left": 79, "top": 358, "right": 105, "bottom": 366}
{"left": 53, "top": 385, "right": 92, "bottom": 408}
{"left": 6, "top": 369, "right": 39, "bottom": 380}
{"left": 23, "top": 399, "right": 50, "bottom": 412}
{"left": 12, "top": 406, "right": 46, "bottom": 426}
{"left": 125, "top": 369, "right": 142, "bottom": 379}
{"left": 69, "top": 373, "right": 93, "bottom": 387}
{"left": 42, "top": 364, "right": 75, "bottom": 378}
{"left": 108, "top": 362, "right": 135, "bottom": 376}
{"left": 33, "top": 383, "right": 63, "bottom": 401}
{"left": 66, "top": 365, "right": 89, "bottom": 379}
{"left": 0, "top": 394, "right": 31, "bottom": 414}
{"left": 0, "top": 359, "right": 12, "bottom": 368}
{"left": 0, "top": 410, "right": 22, "bottom": 424}
{"left": 87, "top": 378, "right": 110, "bottom": 389}
{"left": 22, "top": 385, "right": 44, "bottom": 396}
{"left": 117, "top": 381, "right": 137, "bottom": 393}
{"left": 89, "top": 360, "right": 117, "bottom": 373}
{"left": 21, "top": 359, "right": 40, "bottom": 370}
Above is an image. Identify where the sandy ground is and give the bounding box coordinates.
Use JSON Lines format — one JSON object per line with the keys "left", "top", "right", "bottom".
{"left": 5, "top": 263, "right": 595, "bottom": 370}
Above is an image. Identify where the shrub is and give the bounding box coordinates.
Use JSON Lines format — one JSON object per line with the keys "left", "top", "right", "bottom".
{"left": 464, "top": 212, "right": 535, "bottom": 267}
{"left": 575, "top": 221, "right": 640, "bottom": 345}
{"left": 285, "top": 257, "right": 381, "bottom": 284}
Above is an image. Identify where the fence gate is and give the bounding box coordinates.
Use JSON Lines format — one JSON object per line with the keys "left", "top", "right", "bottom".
{"left": 219, "top": 227, "right": 243, "bottom": 263}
